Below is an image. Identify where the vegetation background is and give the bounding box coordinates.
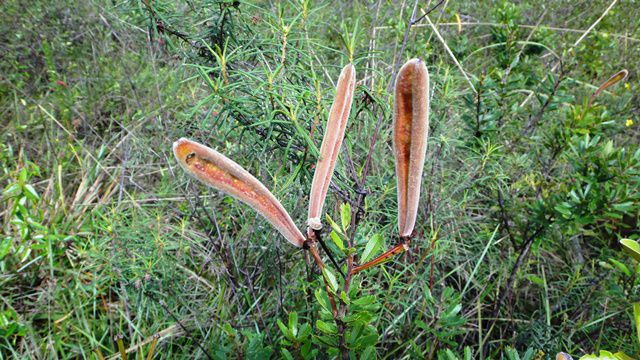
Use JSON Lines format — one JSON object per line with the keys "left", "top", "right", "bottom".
{"left": 1, "top": 0, "right": 639, "bottom": 358}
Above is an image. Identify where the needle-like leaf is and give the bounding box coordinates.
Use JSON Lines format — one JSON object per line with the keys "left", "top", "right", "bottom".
{"left": 393, "top": 58, "right": 429, "bottom": 237}
{"left": 173, "top": 138, "right": 305, "bottom": 247}
{"left": 307, "top": 64, "right": 356, "bottom": 230}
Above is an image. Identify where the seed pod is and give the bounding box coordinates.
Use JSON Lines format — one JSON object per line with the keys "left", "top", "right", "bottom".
{"left": 173, "top": 138, "right": 305, "bottom": 247}
{"left": 307, "top": 64, "right": 356, "bottom": 230}
{"left": 589, "top": 69, "right": 628, "bottom": 107}
{"left": 393, "top": 58, "right": 429, "bottom": 237}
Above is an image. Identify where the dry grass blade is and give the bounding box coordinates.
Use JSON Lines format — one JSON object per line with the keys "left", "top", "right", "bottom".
{"left": 307, "top": 64, "right": 356, "bottom": 230}
{"left": 393, "top": 58, "right": 429, "bottom": 237}
{"left": 173, "top": 138, "right": 305, "bottom": 247}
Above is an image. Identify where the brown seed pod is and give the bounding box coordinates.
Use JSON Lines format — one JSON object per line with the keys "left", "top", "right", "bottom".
{"left": 173, "top": 138, "right": 305, "bottom": 247}
{"left": 589, "top": 69, "right": 629, "bottom": 107}
{"left": 307, "top": 64, "right": 356, "bottom": 230}
{"left": 393, "top": 58, "right": 429, "bottom": 237}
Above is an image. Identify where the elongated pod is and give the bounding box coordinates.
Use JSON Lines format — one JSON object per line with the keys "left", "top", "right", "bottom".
{"left": 307, "top": 64, "right": 356, "bottom": 230}
{"left": 588, "top": 69, "right": 628, "bottom": 107}
{"left": 173, "top": 138, "right": 305, "bottom": 247}
{"left": 393, "top": 58, "right": 429, "bottom": 237}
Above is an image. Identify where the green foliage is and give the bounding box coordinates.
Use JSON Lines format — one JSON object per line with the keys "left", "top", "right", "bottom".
{"left": 2, "top": 0, "right": 640, "bottom": 358}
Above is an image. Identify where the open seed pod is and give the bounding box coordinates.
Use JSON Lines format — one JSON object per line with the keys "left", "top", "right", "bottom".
{"left": 307, "top": 64, "right": 356, "bottom": 230}
{"left": 173, "top": 138, "right": 305, "bottom": 247}
{"left": 393, "top": 58, "right": 429, "bottom": 237}
{"left": 589, "top": 69, "right": 628, "bottom": 107}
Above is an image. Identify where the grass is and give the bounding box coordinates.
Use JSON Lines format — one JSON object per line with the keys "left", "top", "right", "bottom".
{"left": 1, "top": 0, "right": 639, "bottom": 358}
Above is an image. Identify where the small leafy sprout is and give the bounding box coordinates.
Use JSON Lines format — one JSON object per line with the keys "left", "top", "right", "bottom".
{"left": 307, "top": 64, "right": 356, "bottom": 231}
{"left": 173, "top": 138, "right": 305, "bottom": 247}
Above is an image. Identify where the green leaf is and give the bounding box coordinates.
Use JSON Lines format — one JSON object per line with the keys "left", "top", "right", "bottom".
{"left": 0, "top": 237, "right": 11, "bottom": 260}
{"left": 316, "top": 320, "right": 337, "bottom": 334}
{"left": 281, "top": 349, "right": 294, "bottom": 360}
{"left": 22, "top": 184, "right": 39, "bottom": 202}
{"left": 621, "top": 239, "right": 640, "bottom": 262}
{"left": 612, "top": 202, "right": 634, "bottom": 212}
{"left": 353, "top": 333, "right": 378, "bottom": 348}
{"left": 526, "top": 274, "right": 544, "bottom": 287}
{"left": 330, "top": 231, "right": 345, "bottom": 251}
{"left": 579, "top": 350, "right": 617, "bottom": 360}
{"left": 2, "top": 183, "right": 21, "bottom": 198}
{"left": 361, "top": 346, "right": 377, "bottom": 360}
{"left": 608, "top": 258, "right": 631, "bottom": 277}
{"left": 314, "top": 289, "right": 331, "bottom": 313}
{"left": 322, "top": 268, "right": 339, "bottom": 293}
{"left": 443, "top": 349, "right": 459, "bottom": 360}
{"left": 614, "top": 352, "right": 634, "bottom": 360}
{"left": 340, "top": 203, "right": 351, "bottom": 230}
{"left": 360, "top": 234, "right": 383, "bottom": 263}
{"left": 298, "top": 323, "right": 312, "bottom": 340}
{"left": 326, "top": 214, "right": 344, "bottom": 236}
{"left": 277, "top": 319, "right": 292, "bottom": 340}
{"left": 352, "top": 295, "right": 376, "bottom": 307}
{"left": 339, "top": 291, "right": 350, "bottom": 305}
{"left": 288, "top": 312, "right": 298, "bottom": 337}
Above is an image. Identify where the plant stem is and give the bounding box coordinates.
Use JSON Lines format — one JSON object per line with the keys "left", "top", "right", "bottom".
{"left": 350, "top": 240, "right": 411, "bottom": 275}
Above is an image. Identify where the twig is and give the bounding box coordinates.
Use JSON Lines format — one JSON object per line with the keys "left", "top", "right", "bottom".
{"left": 314, "top": 229, "right": 346, "bottom": 279}
{"left": 350, "top": 240, "right": 411, "bottom": 275}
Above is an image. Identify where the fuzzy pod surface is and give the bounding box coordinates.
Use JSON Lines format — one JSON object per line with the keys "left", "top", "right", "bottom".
{"left": 307, "top": 64, "right": 356, "bottom": 230}
{"left": 393, "top": 58, "right": 429, "bottom": 237}
{"left": 173, "top": 138, "right": 305, "bottom": 247}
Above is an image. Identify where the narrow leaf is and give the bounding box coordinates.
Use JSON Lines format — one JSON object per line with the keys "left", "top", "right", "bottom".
{"left": 322, "top": 267, "right": 339, "bottom": 293}
{"left": 316, "top": 320, "right": 337, "bottom": 334}
{"left": 393, "top": 58, "right": 429, "bottom": 237}
{"left": 173, "top": 138, "right": 305, "bottom": 247}
{"left": 621, "top": 239, "right": 640, "bottom": 262}
{"left": 340, "top": 202, "right": 351, "bottom": 230}
{"left": 307, "top": 64, "right": 356, "bottom": 230}
{"left": 360, "top": 234, "right": 383, "bottom": 263}
{"left": 330, "top": 231, "right": 345, "bottom": 251}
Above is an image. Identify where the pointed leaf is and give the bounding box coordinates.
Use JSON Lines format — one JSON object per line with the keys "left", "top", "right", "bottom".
{"left": 360, "top": 234, "right": 383, "bottom": 263}
{"left": 288, "top": 311, "right": 298, "bottom": 337}
{"left": 322, "top": 267, "right": 339, "bottom": 293}
{"left": 316, "top": 320, "right": 337, "bottom": 334}
{"left": 330, "top": 231, "right": 345, "bottom": 251}
{"left": 340, "top": 203, "right": 351, "bottom": 230}
{"left": 621, "top": 239, "right": 640, "bottom": 262}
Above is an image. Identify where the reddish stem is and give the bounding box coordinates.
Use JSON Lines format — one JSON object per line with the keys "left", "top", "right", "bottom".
{"left": 350, "top": 240, "right": 411, "bottom": 275}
